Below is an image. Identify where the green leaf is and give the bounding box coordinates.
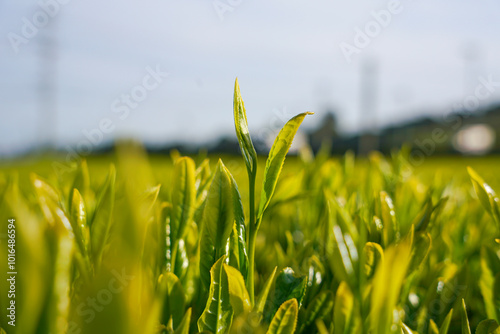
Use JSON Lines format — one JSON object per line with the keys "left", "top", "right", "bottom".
{"left": 468, "top": 167, "right": 500, "bottom": 233}
{"left": 229, "top": 224, "right": 248, "bottom": 281}
{"left": 90, "top": 165, "right": 116, "bottom": 269}
{"left": 408, "top": 232, "right": 432, "bottom": 273}
{"left": 139, "top": 184, "right": 161, "bottom": 215}
{"left": 429, "top": 320, "right": 439, "bottom": 334}
{"left": 364, "top": 242, "right": 384, "bottom": 279}
{"left": 412, "top": 196, "right": 434, "bottom": 232}
{"left": 379, "top": 191, "right": 399, "bottom": 246}
{"left": 233, "top": 78, "right": 258, "bottom": 177}
{"left": 257, "top": 112, "right": 313, "bottom": 221}
{"left": 69, "top": 159, "right": 92, "bottom": 212}
{"left": 31, "top": 174, "right": 72, "bottom": 234}
{"left": 2, "top": 177, "right": 50, "bottom": 334}
{"left": 440, "top": 309, "right": 453, "bottom": 334}
{"left": 326, "top": 192, "right": 358, "bottom": 241}
{"left": 265, "top": 268, "right": 307, "bottom": 322}
{"left": 159, "top": 272, "right": 186, "bottom": 329}
{"left": 198, "top": 257, "right": 234, "bottom": 334}
{"left": 402, "top": 323, "right": 416, "bottom": 334}
{"left": 196, "top": 158, "right": 212, "bottom": 202}
{"left": 228, "top": 175, "right": 248, "bottom": 280}
{"left": 48, "top": 236, "right": 74, "bottom": 334}
{"left": 334, "top": 281, "right": 354, "bottom": 334}
{"left": 31, "top": 173, "right": 60, "bottom": 204}
{"left": 255, "top": 267, "right": 278, "bottom": 314}
{"left": 224, "top": 264, "right": 252, "bottom": 316}
{"left": 172, "top": 239, "right": 189, "bottom": 281}
{"left": 468, "top": 167, "right": 495, "bottom": 214}
{"left": 327, "top": 223, "right": 357, "bottom": 287}
{"left": 299, "top": 290, "right": 334, "bottom": 333}
{"left": 70, "top": 188, "right": 89, "bottom": 257}
{"left": 266, "top": 299, "right": 299, "bottom": 334}
{"left": 461, "top": 299, "right": 472, "bottom": 334}
{"left": 480, "top": 248, "right": 498, "bottom": 321}
{"left": 495, "top": 274, "right": 500, "bottom": 321}
{"left": 174, "top": 308, "right": 192, "bottom": 334}
{"left": 475, "top": 319, "right": 500, "bottom": 334}
{"left": 315, "top": 319, "right": 329, "bottom": 334}
{"left": 170, "top": 148, "right": 181, "bottom": 162}
{"left": 370, "top": 241, "right": 411, "bottom": 334}
{"left": 170, "top": 157, "right": 196, "bottom": 243}
{"left": 69, "top": 188, "right": 92, "bottom": 280}
{"left": 200, "top": 160, "right": 242, "bottom": 291}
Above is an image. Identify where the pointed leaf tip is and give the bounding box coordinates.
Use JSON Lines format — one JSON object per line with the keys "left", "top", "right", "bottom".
{"left": 233, "top": 78, "right": 257, "bottom": 177}
{"left": 257, "top": 111, "right": 313, "bottom": 221}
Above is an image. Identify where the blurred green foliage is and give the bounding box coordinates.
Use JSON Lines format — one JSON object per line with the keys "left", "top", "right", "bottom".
{"left": 0, "top": 80, "right": 499, "bottom": 333}
{"left": 0, "top": 148, "right": 500, "bottom": 334}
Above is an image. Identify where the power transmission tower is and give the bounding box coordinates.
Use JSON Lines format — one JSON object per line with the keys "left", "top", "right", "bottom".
{"left": 36, "top": 13, "right": 58, "bottom": 150}
{"left": 358, "top": 58, "right": 379, "bottom": 155}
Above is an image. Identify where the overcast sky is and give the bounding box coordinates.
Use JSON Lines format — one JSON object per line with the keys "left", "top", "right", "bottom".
{"left": 1, "top": 0, "right": 500, "bottom": 155}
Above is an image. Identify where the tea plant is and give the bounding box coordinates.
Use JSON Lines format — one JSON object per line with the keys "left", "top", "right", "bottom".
{"left": 0, "top": 79, "right": 499, "bottom": 334}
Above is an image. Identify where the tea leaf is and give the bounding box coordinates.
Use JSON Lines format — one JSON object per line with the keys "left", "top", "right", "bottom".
{"left": 224, "top": 264, "right": 252, "bottom": 316}
{"left": 174, "top": 308, "right": 192, "bottom": 334}
{"left": 170, "top": 157, "right": 196, "bottom": 242}
{"left": 364, "top": 242, "right": 384, "bottom": 279}
{"left": 255, "top": 267, "right": 278, "bottom": 314}
{"left": 90, "top": 165, "right": 116, "bottom": 269}
{"left": 159, "top": 272, "right": 186, "bottom": 328}
{"left": 199, "top": 160, "right": 239, "bottom": 290}
{"left": 334, "top": 281, "right": 355, "bottom": 334}
{"left": 370, "top": 241, "right": 411, "bottom": 334}
{"left": 198, "top": 256, "right": 234, "bottom": 334}
{"left": 266, "top": 299, "right": 298, "bottom": 334}
{"left": 440, "top": 309, "right": 453, "bottom": 334}
{"left": 299, "top": 290, "right": 334, "bottom": 333}
{"left": 461, "top": 298, "right": 472, "bottom": 334}
{"left": 265, "top": 268, "right": 307, "bottom": 322}
{"left": 257, "top": 112, "right": 313, "bottom": 222}
{"left": 233, "top": 78, "right": 257, "bottom": 177}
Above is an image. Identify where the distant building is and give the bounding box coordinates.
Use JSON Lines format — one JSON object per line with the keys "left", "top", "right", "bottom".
{"left": 142, "top": 104, "right": 500, "bottom": 157}
{"left": 308, "top": 112, "right": 338, "bottom": 152}
{"left": 305, "top": 104, "right": 500, "bottom": 156}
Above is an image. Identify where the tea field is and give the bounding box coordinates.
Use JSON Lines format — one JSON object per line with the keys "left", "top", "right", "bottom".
{"left": 0, "top": 81, "right": 499, "bottom": 334}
